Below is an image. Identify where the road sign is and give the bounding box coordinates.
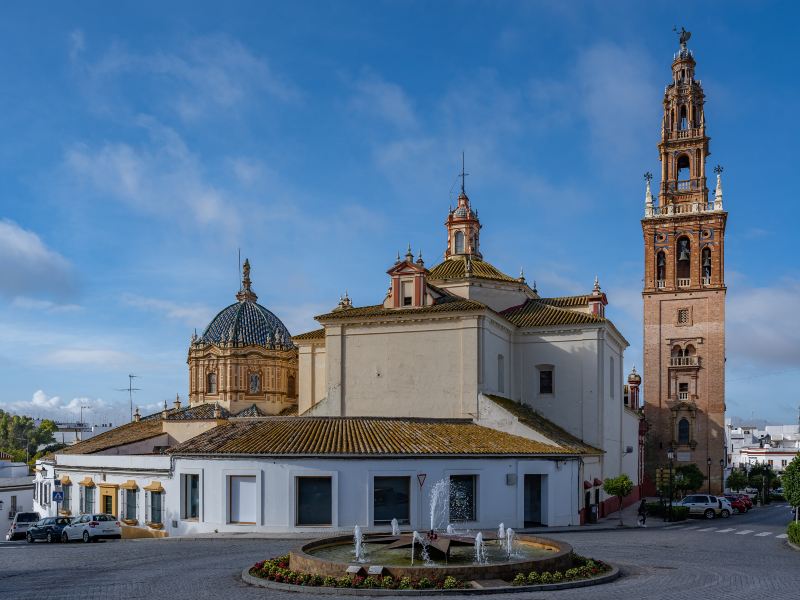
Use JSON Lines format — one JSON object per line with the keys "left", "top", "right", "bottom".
{"left": 52, "top": 491, "right": 64, "bottom": 503}
{"left": 54, "top": 479, "right": 61, "bottom": 487}
{"left": 417, "top": 473, "right": 427, "bottom": 488}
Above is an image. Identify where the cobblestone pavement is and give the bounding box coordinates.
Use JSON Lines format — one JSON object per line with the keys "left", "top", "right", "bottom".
{"left": 1, "top": 504, "right": 797, "bottom": 600}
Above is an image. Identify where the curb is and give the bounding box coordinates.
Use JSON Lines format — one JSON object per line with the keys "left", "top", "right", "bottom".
{"left": 241, "top": 565, "right": 620, "bottom": 595}
{"left": 788, "top": 541, "right": 800, "bottom": 552}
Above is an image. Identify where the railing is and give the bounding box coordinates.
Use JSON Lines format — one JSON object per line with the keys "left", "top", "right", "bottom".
{"left": 678, "top": 391, "right": 689, "bottom": 401}
{"left": 656, "top": 280, "right": 666, "bottom": 289}
{"left": 666, "top": 179, "right": 702, "bottom": 193}
{"left": 667, "top": 127, "right": 703, "bottom": 140}
{"left": 646, "top": 202, "right": 717, "bottom": 217}
{"left": 670, "top": 356, "right": 699, "bottom": 367}
{"left": 677, "top": 278, "right": 691, "bottom": 288}
{"left": 702, "top": 276, "right": 711, "bottom": 286}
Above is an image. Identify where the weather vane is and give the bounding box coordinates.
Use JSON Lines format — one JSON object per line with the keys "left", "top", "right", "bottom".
{"left": 714, "top": 164, "right": 724, "bottom": 175}
{"left": 644, "top": 172, "right": 653, "bottom": 183}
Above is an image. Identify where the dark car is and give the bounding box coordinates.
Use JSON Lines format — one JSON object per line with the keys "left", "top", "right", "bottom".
{"left": 26, "top": 517, "right": 72, "bottom": 543}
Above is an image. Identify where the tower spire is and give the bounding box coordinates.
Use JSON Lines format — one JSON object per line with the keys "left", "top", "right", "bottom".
{"left": 236, "top": 258, "right": 258, "bottom": 302}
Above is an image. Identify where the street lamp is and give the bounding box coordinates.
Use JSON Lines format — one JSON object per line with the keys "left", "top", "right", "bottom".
{"left": 720, "top": 458, "right": 725, "bottom": 494}
{"left": 667, "top": 446, "right": 675, "bottom": 522}
{"left": 707, "top": 457, "right": 712, "bottom": 494}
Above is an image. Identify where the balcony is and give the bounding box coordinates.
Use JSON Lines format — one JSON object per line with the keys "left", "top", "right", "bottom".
{"left": 702, "top": 276, "right": 711, "bottom": 286}
{"left": 645, "top": 201, "right": 718, "bottom": 218}
{"left": 670, "top": 356, "right": 699, "bottom": 368}
{"left": 666, "top": 178, "right": 702, "bottom": 193}
{"left": 667, "top": 127, "right": 704, "bottom": 140}
{"left": 678, "top": 391, "right": 689, "bottom": 401}
{"left": 677, "top": 278, "right": 691, "bottom": 288}
{"left": 656, "top": 280, "right": 666, "bottom": 289}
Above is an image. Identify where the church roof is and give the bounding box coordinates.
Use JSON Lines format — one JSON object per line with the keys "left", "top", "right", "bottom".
{"left": 58, "top": 419, "right": 166, "bottom": 455}
{"left": 427, "top": 256, "right": 519, "bottom": 283}
{"left": 292, "top": 328, "right": 325, "bottom": 341}
{"left": 168, "top": 417, "right": 572, "bottom": 457}
{"left": 199, "top": 300, "right": 294, "bottom": 349}
{"left": 484, "top": 395, "right": 603, "bottom": 456}
{"left": 166, "top": 403, "right": 230, "bottom": 420}
{"left": 500, "top": 299, "right": 605, "bottom": 328}
{"left": 316, "top": 297, "right": 486, "bottom": 321}
{"left": 539, "top": 295, "right": 592, "bottom": 308}
{"left": 234, "top": 404, "right": 268, "bottom": 418}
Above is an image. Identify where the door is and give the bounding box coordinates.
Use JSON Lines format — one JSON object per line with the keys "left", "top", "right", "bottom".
{"left": 524, "top": 475, "right": 542, "bottom": 527}
{"left": 229, "top": 476, "right": 257, "bottom": 525}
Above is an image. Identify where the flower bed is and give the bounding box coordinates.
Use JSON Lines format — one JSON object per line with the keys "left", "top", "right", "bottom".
{"left": 249, "top": 553, "right": 611, "bottom": 591}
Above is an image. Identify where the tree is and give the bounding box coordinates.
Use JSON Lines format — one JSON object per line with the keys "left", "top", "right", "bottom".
{"left": 673, "top": 464, "right": 704, "bottom": 496}
{"left": 783, "top": 454, "right": 800, "bottom": 522}
{"left": 603, "top": 474, "right": 634, "bottom": 526}
{"left": 726, "top": 469, "right": 747, "bottom": 492}
{"left": 0, "top": 409, "right": 57, "bottom": 462}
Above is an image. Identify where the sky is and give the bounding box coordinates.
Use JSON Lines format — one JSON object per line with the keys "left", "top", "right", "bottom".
{"left": 0, "top": 1, "right": 798, "bottom": 426}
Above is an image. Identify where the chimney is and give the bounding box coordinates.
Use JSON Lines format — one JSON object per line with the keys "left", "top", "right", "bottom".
{"left": 161, "top": 400, "right": 169, "bottom": 419}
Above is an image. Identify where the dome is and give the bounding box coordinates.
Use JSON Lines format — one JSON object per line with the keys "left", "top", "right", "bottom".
{"left": 454, "top": 206, "right": 469, "bottom": 218}
{"left": 197, "top": 258, "right": 293, "bottom": 349}
{"left": 200, "top": 300, "right": 293, "bottom": 349}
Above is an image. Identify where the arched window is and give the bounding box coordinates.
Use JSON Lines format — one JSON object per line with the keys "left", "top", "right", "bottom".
{"left": 679, "top": 105, "right": 688, "bottom": 130}
{"left": 678, "top": 418, "right": 690, "bottom": 445}
{"left": 676, "top": 154, "right": 690, "bottom": 181}
{"left": 454, "top": 231, "right": 465, "bottom": 254}
{"left": 207, "top": 372, "right": 217, "bottom": 394}
{"left": 656, "top": 251, "right": 666, "bottom": 283}
{"left": 676, "top": 237, "right": 691, "bottom": 280}
{"left": 702, "top": 247, "right": 712, "bottom": 281}
{"left": 249, "top": 373, "right": 260, "bottom": 394}
{"left": 287, "top": 375, "right": 296, "bottom": 398}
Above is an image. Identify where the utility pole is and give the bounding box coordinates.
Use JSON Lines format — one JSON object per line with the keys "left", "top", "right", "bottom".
{"left": 78, "top": 405, "right": 89, "bottom": 441}
{"left": 116, "top": 374, "right": 141, "bottom": 423}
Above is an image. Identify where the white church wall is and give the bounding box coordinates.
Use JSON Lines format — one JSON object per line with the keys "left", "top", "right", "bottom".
{"left": 171, "top": 455, "right": 580, "bottom": 535}
{"left": 480, "top": 317, "right": 514, "bottom": 398}
{"left": 433, "top": 280, "right": 533, "bottom": 313}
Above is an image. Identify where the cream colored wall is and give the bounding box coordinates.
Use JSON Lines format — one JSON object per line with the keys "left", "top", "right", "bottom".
{"left": 161, "top": 420, "right": 220, "bottom": 444}
{"left": 320, "top": 317, "right": 480, "bottom": 418}
{"left": 298, "top": 342, "right": 326, "bottom": 415}
{"left": 431, "top": 280, "right": 534, "bottom": 312}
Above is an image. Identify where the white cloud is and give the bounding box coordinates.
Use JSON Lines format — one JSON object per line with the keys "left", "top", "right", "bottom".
{"left": 0, "top": 220, "right": 75, "bottom": 300}
{"left": 68, "top": 29, "right": 85, "bottom": 62}
{"left": 46, "top": 348, "right": 134, "bottom": 368}
{"left": 8, "top": 390, "right": 114, "bottom": 419}
{"left": 11, "top": 297, "right": 82, "bottom": 313}
{"left": 350, "top": 72, "right": 418, "bottom": 129}
{"left": 65, "top": 118, "right": 241, "bottom": 234}
{"left": 122, "top": 294, "right": 214, "bottom": 327}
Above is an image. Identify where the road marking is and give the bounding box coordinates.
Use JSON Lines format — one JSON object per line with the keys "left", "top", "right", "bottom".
{"left": 697, "top": 527, "right": 717, "bottom": 532}
{"left": 777, "top": 534, "right": 788, "bottom": 539}
{"left": 715, "top": 528, "right": 735, "bottom": 533}
{"left": 735, "top": 530, "right": 754, "bottom": 535}
{"left": 755, "top": 532, "right": 773, "bottom": 537}
{"left": 683, "top": 526, "right": 700, "bottom": 530}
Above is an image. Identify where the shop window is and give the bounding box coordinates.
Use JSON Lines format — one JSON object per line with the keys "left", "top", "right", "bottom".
{"left": 296, "top": 477, "right": 332, "bottom": 526}
{"left": 373, "top": 476, "right": 410, "bottom": 525}
{"left": 449, "top": 475, "right": 477, "bottom": 522}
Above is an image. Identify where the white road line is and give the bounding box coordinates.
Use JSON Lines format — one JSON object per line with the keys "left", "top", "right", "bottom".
{"left": 683, "top": 526, "right": 700, "bottom": 530}
{"left": 755, "top": 532, "right": 773, "bottom": 537}
{"left": 735, "top": 530, "right": 754, "bottom": 535}
{"left": 715, "top": 528, "right": 735, "bottom": 533}
{"left": 697, "top": 527, "right": 717, "bottom": 532}
{"left": 777, "top": 534, "right": 788, "bottom": 539}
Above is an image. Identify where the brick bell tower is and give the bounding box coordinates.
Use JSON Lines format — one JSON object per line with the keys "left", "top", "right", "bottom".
{"left": 642, "top": 29, "right": 727, "bottom": 494}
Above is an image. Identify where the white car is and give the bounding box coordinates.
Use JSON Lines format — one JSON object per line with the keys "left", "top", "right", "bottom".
{"left": 677, "top": 494, "right": 732, "bottom": 519}
{"left": 61, "top": 513, "right": 122, "bottom": 543}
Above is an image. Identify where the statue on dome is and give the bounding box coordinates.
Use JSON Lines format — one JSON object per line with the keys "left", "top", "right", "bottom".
{"left": 674, "top": 26, "right": 691, "bottom": 49}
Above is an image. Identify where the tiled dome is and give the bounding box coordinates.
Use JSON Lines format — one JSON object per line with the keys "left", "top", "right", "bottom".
{"left": 200, "top": 300, "right": 293, "bottom": 349}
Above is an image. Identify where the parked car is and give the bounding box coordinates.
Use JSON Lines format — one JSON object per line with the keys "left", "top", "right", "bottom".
{"left": 4, "top": 512, "right": 40, "bottom": 541}
{"left": 676, "top": 495, "right": 731, "bottom": 519}
{"left": 61, "top": 514, "right": 121, "bottom": 543}
{"left": 724, "top": 495, "right": 749, "bottom": 513}
{"left": 735, "top": 494, "right": 754, "bottom": 510}
{"left": 26, "top": 517, "right": 72, "bottom": 543}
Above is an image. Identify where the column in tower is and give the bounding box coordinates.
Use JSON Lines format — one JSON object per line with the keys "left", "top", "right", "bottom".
{"left": 642, "top": 29, "right": 728, "bottom": 495}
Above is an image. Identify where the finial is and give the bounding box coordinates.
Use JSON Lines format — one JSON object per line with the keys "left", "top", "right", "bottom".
{"left": 459, "top": 151, "right": 469, "bottom": 195}
{"left": 405, "top": 243, "right": 413, "bottom": 261}
{"left": 416, "top": 250, "right": 424, "bottom": 266}
{"left": 644, "top": 172, "right": 653, "bottom": 183}
{"left": 714, "top": 165, "right": 724, "bottom": 210}
{"left": 396, "top": 250, "right": 401, "bottom": 262}
{"left": 593, "top": 275, "right": 601, "bottom": 295}
{"left": 133, "top": 406, "right": 141, "bottom": 422}
{"left": 644, "top": 172, "right": 654, "bottom": 216}
{"left": 163, "top": 399, "right": 168, "bottom": 410}
{"left": 532, "top": 280, "right": 537, "bottom": 293}
{"left": 673, "top": 26, "right": 691, "bottom": 50}
{"left": 236, "top": 258, "right": 258, "bottom": 302}
{"left": 518, "top": 267, "right": 525, "bottom": 283}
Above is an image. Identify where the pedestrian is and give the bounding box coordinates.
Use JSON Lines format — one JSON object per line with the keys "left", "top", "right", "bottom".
{"left": 637, "top": 499, "right": 648, "bottom": 527}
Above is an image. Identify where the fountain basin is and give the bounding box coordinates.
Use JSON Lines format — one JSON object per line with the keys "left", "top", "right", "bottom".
{"left": 291, "top": 533, "right": 573, "bottom": 582}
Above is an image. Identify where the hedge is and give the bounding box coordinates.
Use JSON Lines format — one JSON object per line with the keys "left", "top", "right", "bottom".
{"left": 788, "top": 521, "right": 800, "bottom": 545}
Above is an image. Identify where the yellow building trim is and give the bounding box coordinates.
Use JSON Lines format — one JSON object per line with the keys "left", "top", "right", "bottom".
{"left": 79, "top": 476, "right": 95, "bottom": 487}
{"left": 98, "top": 483, "right": 119, "bottom": 516}
{"left": 143, "top": 481, "right": 164, "bottom": 493}
{"left": 147, "top": 522, "right": 164, "bottom": 530}
{"left": 59, "top": 509, "right": 72, "bottom": 517}
{"left": 97, "top": 483, "right": 119, "bottom": 490}
{"left": 58, "top": 475, "right": 72, "bottom": 485}
{"left": 120, "top": 479, "right": 138, "bottom": 490}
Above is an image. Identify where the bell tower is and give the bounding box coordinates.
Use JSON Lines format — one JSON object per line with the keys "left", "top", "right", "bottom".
{"left": 642, "top": 29, "right": 727, "bottom": 494}
{"left": 444, "top": 154, "right": 482, "bottom": 260}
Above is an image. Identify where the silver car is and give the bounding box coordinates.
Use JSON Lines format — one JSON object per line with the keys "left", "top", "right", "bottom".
{"left": 61, "top": 513, "right": 122, "bottom": 543}
{"left": 677, "top": 494, "right": 732, "bottom": 519}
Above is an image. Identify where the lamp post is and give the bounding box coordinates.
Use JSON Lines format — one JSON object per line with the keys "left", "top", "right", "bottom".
{"left": 667, "top": 446, "right": 675, "bottom": 522}
{"left": 719, "top": 458, "right": 725, "bottom": 494}
{"left": 707, "top": 457, "right": 712, "bottom": 494}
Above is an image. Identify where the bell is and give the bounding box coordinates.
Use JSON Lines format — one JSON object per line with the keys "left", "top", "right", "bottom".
{"left": 678, "top": 249, "right": 690, "bottom": 261}
{"left": 702, "top": 255, "right": 711, "bottom": 267}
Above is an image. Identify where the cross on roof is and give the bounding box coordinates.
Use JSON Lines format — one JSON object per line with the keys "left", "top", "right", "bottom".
{"left": 460, "top": 151, "right": 469, "bottom": 194}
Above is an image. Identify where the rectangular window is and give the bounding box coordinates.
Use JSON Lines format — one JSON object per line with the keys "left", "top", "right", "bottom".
{"left": 125, "top": 489, "right": 137, "bottom": 521}
{"left": 678, "top": 308, "right": 689, "bottom": 325}
{"left": 229, "top": 476, "right": 257, "bottom": 525}
{"left": 449, "top": 475, "right": 477, "bottom": 522}
{"left": 782, "top": 460, "right": 788, "bottom": 467}
{"left": 63, "top": 485, "right": 71, "bottom": 512}
{"left": 373, "top": 476, "right": 410, "bottom": 525}
{"left": 539, "top": 369, "right": 554, "bottom": 395}
{"left": 182, "top": 474, "right": 200, "bottom": 520}
{"left": 497, "top": 354, "right": 505, "bottom": 394}
{"left": 150, "top": 492, "right": 163, "bottom": 524}
{"left": 10, "top": 495, "right": 17, "bottom": 512}
{"left": 84, "top": 488, "right": 94, "bottom": 514}
{"left": 296, "top": 477, "right": 332, "bottom": 526}
{"left": 102, "top": 494, "right": 113, "bottom": 515}
{"left": 402, "top": 281, "right": 413, "bottom": 306}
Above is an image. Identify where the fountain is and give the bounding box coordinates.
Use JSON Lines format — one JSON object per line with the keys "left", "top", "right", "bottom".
{"left": 391, "top": 518, "right": 400, "bottom": 536}
{"left": 498, "top": 523, "right": 506, "bottom": 549}
{"left": 446, "top": 524, "right": 455, "bottom": 535}
{"left": 505, "top": 527, "right": 515, "bottom": 559}
{"left": 353, "top": 525, "right": 365, "bottom": 563}
{"left": 473, "top": 531, "right": 487, "bottom": 564}
{"left": 429, "top": 478, "right": 450, "bottom": 531}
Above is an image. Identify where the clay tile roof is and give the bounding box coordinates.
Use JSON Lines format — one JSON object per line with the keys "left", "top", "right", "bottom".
{"left": 484, "top": 395, "right": 603, "bottom": 456}
{"left": 168, "top": 417, "right": 571, "bottom": 457}
{"left": 539, "top": 295, "right": 592, "bottom": 308}
{"left": 167, "top": 403, "right": 230, "bottom": 420}
{"left": 292, "top": 328, "right": 325, "bottom": 341}
{"left": 58, "top": 419, "right": 165, "bottom": 455}
{"left": 500, "top": 299, "right": 605, "bottom": 328}
{"left": 234, "top": 404, "right": 268, "bottom": 418}
{"left": 316, "top": 298, "right": 486, "bottom": 321}
{"left": 427, "top": 256, "right": 518, "bottom": 283}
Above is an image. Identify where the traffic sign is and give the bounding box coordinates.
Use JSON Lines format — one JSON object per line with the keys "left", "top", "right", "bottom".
{"left": 52, "top": 491, "right": 64, "bottom": 502}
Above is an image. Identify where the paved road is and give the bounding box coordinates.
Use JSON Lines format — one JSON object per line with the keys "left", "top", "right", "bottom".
{"left": 1, "top": 504, "right": 797, "bottom": 600}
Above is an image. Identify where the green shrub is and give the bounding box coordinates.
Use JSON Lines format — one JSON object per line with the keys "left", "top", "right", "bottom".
{"left": 381, "top": 576, "right": 395, "bottom": 589}
{"left": 527, "top": 571, "right": 541, "bottom": 584}
{"left": 361, "top": 576, "right": 379, "bottom": 589}
{"left": 418, "top": 577, "right": 432, "bottom": 589}
{"left": 670, "top": 506, "right": 689, "bottom": 521}
{"left": 512, "top": 573, "right": 527, "bottom": 586}
{"left": 398, "top": 576, "right": 413, "bottom": 590}
{"left": 323, "top": 576, "right": 337, "bottom": 587}
{"left": 443, "top": 576, "right": 459, "bottom": 589}
{"left": 552, "top": 571, "right": 564, "bottom": 582}
{"left": 788, "top": 521, "right": 800, "bottom": 545}
{"left": 539, "top": 572, "right": 554, "bottom": 584}
{"left": 336, "top": 576, "right": 352, "bottom": 587}
{"left": 564, "top": 567, "right": 581, "bottom": 580}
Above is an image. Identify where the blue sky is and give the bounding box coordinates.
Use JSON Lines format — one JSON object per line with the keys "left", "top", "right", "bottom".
{"left": 1, "top": 1, "right": 798, "bottom": 425}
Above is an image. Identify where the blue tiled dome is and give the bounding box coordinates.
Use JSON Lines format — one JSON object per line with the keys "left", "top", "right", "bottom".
{"left": 200, "top": 300, "right": 293, "bottom": 349}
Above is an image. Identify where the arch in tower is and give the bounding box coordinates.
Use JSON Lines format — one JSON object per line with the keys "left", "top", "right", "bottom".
{"left": 676, "top": 236, "right": 691, "bottom": 280}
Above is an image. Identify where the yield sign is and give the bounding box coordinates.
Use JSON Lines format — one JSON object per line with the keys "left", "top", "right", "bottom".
{"left": 417, "top": 473, "right": 427, "bottom": 488}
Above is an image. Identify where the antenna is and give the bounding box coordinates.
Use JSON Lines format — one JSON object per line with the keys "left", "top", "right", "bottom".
{"left": 115, "top": 374, "right": 141, "bottom": 423}
{"left": 78, "top": 404, "right": 90, "bottom": 441}
{"left": 238, "top": 248, "right": 241, "bottom": 289}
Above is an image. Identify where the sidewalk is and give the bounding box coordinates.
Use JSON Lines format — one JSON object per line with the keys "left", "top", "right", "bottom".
{"left": 521, "top": 497, "right": 673, "bottom": 534}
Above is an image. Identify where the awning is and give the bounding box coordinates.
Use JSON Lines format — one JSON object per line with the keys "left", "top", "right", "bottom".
{"left": 583, "top": 480, "right": 593, "bottom": 490}
{"left": 593, "top": 478, "right": 603, "bottom": 487}
{"left": 143, "top": 481, "right": 164, "bottom": 493}
{"left": 79, "top": 477, "right": 95, "bottom": 487}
